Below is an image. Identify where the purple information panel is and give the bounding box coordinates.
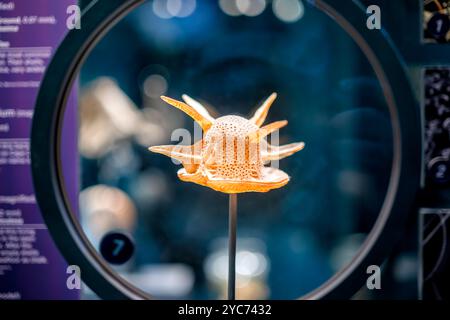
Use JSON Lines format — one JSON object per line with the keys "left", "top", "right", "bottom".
{"left": 0, "top": 1, "right": 79, "bottom": 299}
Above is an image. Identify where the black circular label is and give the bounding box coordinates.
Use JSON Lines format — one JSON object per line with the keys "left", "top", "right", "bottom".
{"left": 427, "top": 13, "right": 450, "bottom": 40}
{"left": 99, "top": 232, "right": 135, "bottom": 265}
{"left": 429, "top": 159, "right": 450, "bottom": 185}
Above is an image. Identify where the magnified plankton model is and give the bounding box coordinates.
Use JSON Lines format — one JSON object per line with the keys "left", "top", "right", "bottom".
{"left": 149, "top": 93, "right": 305, "bottom": 193}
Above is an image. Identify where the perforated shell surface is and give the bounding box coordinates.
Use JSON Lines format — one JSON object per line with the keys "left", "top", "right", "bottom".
{"left": 149, "top": 93, "right": 305, "bottom": 193}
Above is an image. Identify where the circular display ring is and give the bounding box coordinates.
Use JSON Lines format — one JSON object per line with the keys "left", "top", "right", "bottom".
{"left": 31, "top": 0, "right": 421, "bottom": 300}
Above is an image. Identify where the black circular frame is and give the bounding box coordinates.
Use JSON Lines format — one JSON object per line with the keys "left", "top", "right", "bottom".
{"left": 31, "top": 0, "right": 421, "bottom": 299}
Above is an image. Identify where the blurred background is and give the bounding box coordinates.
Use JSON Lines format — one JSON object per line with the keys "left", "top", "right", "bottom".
{"left": 71, "top": 0, "right": 399, "bottom": 299}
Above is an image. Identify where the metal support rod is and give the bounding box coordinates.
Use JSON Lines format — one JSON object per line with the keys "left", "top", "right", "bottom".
{"left": 228, "top": 193, "right": 237, "bottom": 300}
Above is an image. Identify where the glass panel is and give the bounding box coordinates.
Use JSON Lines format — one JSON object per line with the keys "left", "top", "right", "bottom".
{"left": 72, "top": 0, "right": 393, "bottom": 299}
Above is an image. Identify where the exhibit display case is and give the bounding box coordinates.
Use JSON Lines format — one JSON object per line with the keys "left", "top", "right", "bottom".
{"left": 2, "top": 0, "right": 450, "bottom": 302}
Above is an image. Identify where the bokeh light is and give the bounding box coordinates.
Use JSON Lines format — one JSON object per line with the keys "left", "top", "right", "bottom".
{"left": 272, "top": 0, "right": 304, "bottom": 23}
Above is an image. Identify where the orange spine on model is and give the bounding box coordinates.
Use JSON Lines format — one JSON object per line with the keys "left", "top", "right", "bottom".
{"left": 149, "top": 93, "right": 305, "bottom": 194}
